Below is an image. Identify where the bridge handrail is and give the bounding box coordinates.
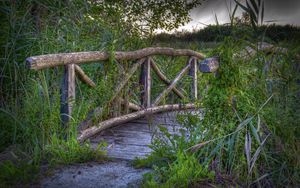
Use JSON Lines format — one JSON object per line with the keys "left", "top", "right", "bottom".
{"left": 26, "top": 47, "right": 206, "bottom": 70}
{"left": 26, "top": 47, "right": 219, "bottom": 141}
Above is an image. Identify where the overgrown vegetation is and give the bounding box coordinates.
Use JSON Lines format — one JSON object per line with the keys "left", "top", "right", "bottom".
{"left": 135, "top": 38, "right": 300, "bottom": 187}
{"left": 0, "top": 0, "right": 299, "bottom": 187}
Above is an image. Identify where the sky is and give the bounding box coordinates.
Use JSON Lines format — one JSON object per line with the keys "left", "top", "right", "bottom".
{"left": 176, "top": 0, "right": 300, "bottom": 31}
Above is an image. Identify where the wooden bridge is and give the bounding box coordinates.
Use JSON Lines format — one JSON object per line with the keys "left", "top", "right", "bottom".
{"left": 26, "top": 47, "right": 219, "bottom": 160}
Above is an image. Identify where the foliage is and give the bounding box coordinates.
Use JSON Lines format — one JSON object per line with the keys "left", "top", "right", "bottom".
{"left": 0, "top": 0, "right": 202, "bottom": 186}
{"left": 154, "top": 24, "right": 300, "bottom": 43}
{"left": 138, "top": 37, "right": 300, "bottom": 187}
{"left": 234, "top": 0, "right": 265, "bottom": 29}
{"left": 142, "top": 152, "right": 214, "bottom": 188}
{"left": 90, "top": 0, "right": 204, "bottom": 35}
{"left": 0, "top": 160, "right": 39, "bottom": 187}
{"left": 45, "top": 136, "right": 107, "bottom": 166}
{"left": 0, "top": 0, "right": 299, "bottom": 187}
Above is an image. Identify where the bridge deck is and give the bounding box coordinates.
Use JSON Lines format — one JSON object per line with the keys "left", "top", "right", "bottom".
{"left": 90, "top": 110, "right": 203, "bottom": 160}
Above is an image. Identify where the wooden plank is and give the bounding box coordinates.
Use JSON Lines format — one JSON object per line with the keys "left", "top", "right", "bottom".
{"left": 89, "top": 110, "right": 204, "bottom": 160}
{"left": 152, "top": 58, "right": 193, "bottom": 106}
{"left": 60, "top": 64, "right": 75, "bottom": 126}
{"left": 91, "top": 143, "right": 151, "bottom": 160}
{"left": 92, "top": 132, "right": 152, "bottom": 146}
{"left": 27, "top": 47, "right": 205, "bottom": 70}
{"left": 140, "top": 58, "right": 151, "bottom": 108}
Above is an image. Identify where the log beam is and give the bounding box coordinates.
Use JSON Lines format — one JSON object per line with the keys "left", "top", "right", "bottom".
{"left": 110, "top": 58, "right": 145, "bottom": 103}
{"left": 189, "top": 58, "right": 198, "bottom": 100}
{"left": 74, "top": 65, "right": 96, "bottom": 87}
{"left": 140, "top": 58, "right": 151, "bottom": 108}
{"left": 60, "top": 64, "right": 75, "bottom": 126}
{"left": 150, "top": 58, "right": 186, "bottom": 99}
{"left": 77, "top": 103, "right": 195, "bottom": 142}
{"left": 26, "top": 47, "right": 205, "bottom": 70}
{"left": 77, "top": 100, "right": 141, "bottom": 131}
{"left": 152, "top": 58, "right": 193, "bottom": 106}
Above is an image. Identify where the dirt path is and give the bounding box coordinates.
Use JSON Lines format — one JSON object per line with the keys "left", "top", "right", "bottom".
{"left": 41, "top": 160, "right": 150, "bottom": 188}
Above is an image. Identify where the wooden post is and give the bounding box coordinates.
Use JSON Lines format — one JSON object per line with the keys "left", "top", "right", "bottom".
{"left": 189, "top": 58, "right": 198, "bottom": 100}
{"left": 123, "top": 87, "right": 130, "bottom": 114}
{"left": 60, "top": 64, "right": 75, "bottom": 126}
{"left": 140, "top": 58, "right": 151, "bottom": 108}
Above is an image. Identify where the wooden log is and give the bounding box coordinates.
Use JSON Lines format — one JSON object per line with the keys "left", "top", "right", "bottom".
{"left": 243, "top": 42, "right": 288, "bottom": 57}
{"left": 150, "top": 58, "right": 186, "bottom": 99}
{"left": 74, "top": 65, "right": 96, "bottom": 87}
{"left": 112, "top": 97, "right": 121, "bottom": 117}
{"left": 120, "top": 99, "right": 141, "bottom": 111}
{"left": 77, "top": 100, "right": 140, "bottom": 131}
{"left": 110, "top": 58, "right": 145, "bottom": 103}
{"left": 152, "top": 58, "right": 193, "bottom": 106}
{"left": 140, "top": 58, "right": 151, "bottom": 108}
{"left": 77, "top": 107, "right": 102, "bottom": 131}
{"left": 199, "top": 57, "right": 219, "bottom": 73}
{"left": 60, "top": 64, "right": 75, "bottom": 126}
{"left": 77, "top": 103, "right": 195, "bottom": 142}
{"left": 189, "top": 58, "right": 198, "bottom": 100}
{"left": 123, "top": 90, "right": 130, "bottom": 114}
{"left": 26, "top": 47, "right": 205, "bottom": 70}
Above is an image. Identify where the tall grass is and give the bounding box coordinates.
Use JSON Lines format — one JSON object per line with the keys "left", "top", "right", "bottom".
{"left": 136, "top": 37, "right": 300, "bottom": 187}
{"left": 0, "top": 1, "right": 129, "bottom": 186}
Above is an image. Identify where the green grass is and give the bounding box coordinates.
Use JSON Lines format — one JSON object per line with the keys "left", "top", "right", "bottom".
{"left": 1, "top": 1, "right": 300, "bottom": 187}
{"left": 135, "top": 37, "right": 300, "bottom": 187}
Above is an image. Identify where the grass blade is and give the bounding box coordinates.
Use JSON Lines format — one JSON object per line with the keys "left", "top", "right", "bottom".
{"left": 249, "top": 133, "right": 270, "bottom": 174}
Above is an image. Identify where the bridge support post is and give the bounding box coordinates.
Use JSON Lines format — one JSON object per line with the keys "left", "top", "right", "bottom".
{"left": 140, "top": 58, "right": 151, "bottom": 108}
{"left": 60, "top": 63, "right": 75, "bottom": 126}
{"left": 190, "top": 58, "right": 198, "bottom": 100}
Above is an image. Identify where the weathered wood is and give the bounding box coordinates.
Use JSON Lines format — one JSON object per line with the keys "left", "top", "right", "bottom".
{"left": 78, "top": 100, "right": 140, "bottom": 131}
{"left": 243, "top": 42, "right": 288, "bottom": 57}
{"left": 123, "top": 88, "right": 130, "bottom": 114}
{"left": 140, "top": 58, "right": 151, "bottom": 108}
{"left": 119, "top": 98, "right": 141, "bottom": 111}
{"left": 26, "top": 47, "right": 205, "bottom": 70}
{"left": 89, "top": 109, "right": 202, "bottom": 160}
{"left": 189, "top": 58, "right": 198, "bottom": 100}
{"left": 60, "top": 64, "right": 75, "bottom": 125}
{"left": 77, "top": 107, "right": 103, "bottom": 131}
{"left": 152, "top": 58, "right": 193, "bottom": 106}
{"left": 110, "top": 58, "right": 145, "bottom": 103}
{"left": 199, "top": 57, "right": 219, "bottom": 73}
{"left": 74, "top": 65, "right": 96, "bottom": 87}
{"left": 112, "top": 97, "right": 121, "bottom": 117}
{"left": 77, "top": 103, "right": 195, "bottom": 142}
{"left": 150, "top": 58, "right": 186, "bottom": 99}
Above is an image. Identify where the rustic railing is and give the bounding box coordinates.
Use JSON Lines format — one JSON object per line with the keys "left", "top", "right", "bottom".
{"left": 26, "top": 47, "right": 219, "bottom": 142}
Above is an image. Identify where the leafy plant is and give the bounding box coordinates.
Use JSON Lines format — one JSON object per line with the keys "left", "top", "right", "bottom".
{"left": 45, "top": 135, "right": 107, "bottom": 166}
{"left": 235, "top": 0, "right": 265, "bottom": 30}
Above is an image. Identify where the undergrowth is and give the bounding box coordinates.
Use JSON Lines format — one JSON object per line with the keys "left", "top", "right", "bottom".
{"left": 134, "top": 37, "right": 300, "bottom": 187}
{"left": 0, "top": 1, "right": 299, "bottom": 187}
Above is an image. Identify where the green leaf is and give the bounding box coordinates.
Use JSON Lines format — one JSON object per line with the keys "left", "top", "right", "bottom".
{"left": 249, "top": 0, "right": 259, "bottom": 16}
{"left": 250, "top": 121, "right": 261, "bottom": 144}
{"left": 245, "top": 130, "right": 252, "bottom": 171}
{"left": 249, "top": 134, "right": 270, "bottom": 174}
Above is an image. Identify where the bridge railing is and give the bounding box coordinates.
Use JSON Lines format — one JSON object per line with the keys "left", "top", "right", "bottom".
{"left": 26, "top": 47, "right": 219, "bottom": 142}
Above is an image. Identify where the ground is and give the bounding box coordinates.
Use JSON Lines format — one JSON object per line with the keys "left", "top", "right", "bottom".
{"left": 41, "top": 160, "right": 150, "bottom": 188}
